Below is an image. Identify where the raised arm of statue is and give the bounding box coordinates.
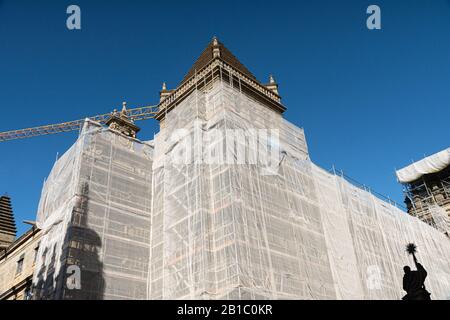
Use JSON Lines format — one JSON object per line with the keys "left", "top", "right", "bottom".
{"left": 416, "top": 263, "right": 427, "bottom": 278}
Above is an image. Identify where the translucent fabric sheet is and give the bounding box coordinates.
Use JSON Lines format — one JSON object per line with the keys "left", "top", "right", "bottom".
{"left": 396, "top": 148, "right": 450, "bottom": 183}
{"left": 32, "top": 78, "right": 450, "bottom": 300}
{"left": 32, "top": 121, "right": 153, "bottom": 299}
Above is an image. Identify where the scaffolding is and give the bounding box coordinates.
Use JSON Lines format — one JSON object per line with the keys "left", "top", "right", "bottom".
{"left": 32, "top": 120, "right": 154, "bottom": 299}
{"left": 399, "top": 165, "right": 450, "bottom": 235}
{"left": 31, "top": 64, "right": 450, "bottom": 300}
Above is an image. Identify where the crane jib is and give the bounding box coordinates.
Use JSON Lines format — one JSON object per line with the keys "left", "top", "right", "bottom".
{"left": 0, "top": 105, "right": 158, "bottom": 142}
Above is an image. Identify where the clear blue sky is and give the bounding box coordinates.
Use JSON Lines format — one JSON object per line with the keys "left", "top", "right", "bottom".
{"left": 1, "top": 0, "right": 450, "bottom": 236}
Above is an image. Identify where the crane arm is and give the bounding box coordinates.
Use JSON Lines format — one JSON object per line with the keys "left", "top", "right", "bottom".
{"left": 0, "top": 105, "right": 158, "bottom": 142}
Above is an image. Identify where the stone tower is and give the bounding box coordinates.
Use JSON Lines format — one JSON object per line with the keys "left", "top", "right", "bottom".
{"left": 0, "top": 195, "right": 17, "bottom": 250}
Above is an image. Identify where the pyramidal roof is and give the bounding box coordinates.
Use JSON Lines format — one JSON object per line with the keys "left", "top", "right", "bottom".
{"left": 179, "top": 37, "right": 257, "bottom": 85}
{"left": 0, "top": 195, "right": 16, "bottom": 236}
{"left": 157, "top": 37, "right": 285, "bottom": 121}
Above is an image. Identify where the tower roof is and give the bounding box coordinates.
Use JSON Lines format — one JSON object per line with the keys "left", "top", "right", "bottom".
{"left": 0, "top": 195, "right": 17, "bottom": 236}
{"left": 156, "top": 37, "right": 285, "bottom": 121}
{"left": 179, "top": 37, "right": 257, "bottom": 85}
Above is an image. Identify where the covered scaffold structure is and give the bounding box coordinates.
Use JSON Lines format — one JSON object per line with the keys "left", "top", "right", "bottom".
{"left": 32, "top": 39, "right": 450, "bottom": 300}
{"left": 396, "top": 149, "right": 450, "bottom": 236}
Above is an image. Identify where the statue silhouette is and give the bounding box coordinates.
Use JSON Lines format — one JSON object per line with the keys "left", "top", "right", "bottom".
{"left": 402, "top": 243, "right": 431, "bottom": 300}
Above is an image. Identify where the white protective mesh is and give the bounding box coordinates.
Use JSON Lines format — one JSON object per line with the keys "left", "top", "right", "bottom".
{"left": 32, "top": 77, "right": 450, "bottom": 300}
{"left": 396, "top": 148, "right": 450, "bottom": 183}
{"left": 428, "top": 205, "right": 450, "bottom": 235}
{"left": 33, "top": 121, "right": 153, "bottom": 299}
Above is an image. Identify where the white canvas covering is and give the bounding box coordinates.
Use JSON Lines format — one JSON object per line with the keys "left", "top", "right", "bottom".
{"left": 396, "top": 148, "right": 450, "bottom": 183}
{"left": 32, "top": 76, "right": 450, "bottom": 300}
{"left": 33, "top": 120, "right": 153, "bottom": 299}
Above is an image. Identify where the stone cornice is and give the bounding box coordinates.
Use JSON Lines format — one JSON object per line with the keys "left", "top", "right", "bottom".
{"left": 156, "top": 58, "right": 285, "bottom": 122}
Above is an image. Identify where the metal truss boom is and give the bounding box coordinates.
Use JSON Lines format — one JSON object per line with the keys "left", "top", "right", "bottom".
{"left": 0, "top": 105, "right": 158, "bottom": 142}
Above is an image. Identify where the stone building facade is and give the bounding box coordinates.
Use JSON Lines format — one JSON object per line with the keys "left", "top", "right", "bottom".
{"left": 0, "top": 225, "right": 41, "bottom": 300}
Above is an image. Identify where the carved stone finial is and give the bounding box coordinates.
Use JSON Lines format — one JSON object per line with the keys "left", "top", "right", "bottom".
{"left": 160, "top": 82, "right": 172, "bottom": 102}
{"left": 265, "top": 74, "right": 279, "bottom": 95}
{"left": 212, "top": 36, "right": 220, "bottom": 58}
{"left": 269, "top": 74, "right": 276, "bottom": 84}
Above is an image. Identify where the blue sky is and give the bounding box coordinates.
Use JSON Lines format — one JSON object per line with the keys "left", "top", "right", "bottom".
{"left": 1, "top": 0, "right": 450, "bottom": 236}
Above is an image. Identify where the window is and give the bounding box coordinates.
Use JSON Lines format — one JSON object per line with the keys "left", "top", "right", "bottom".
{"left": 16, "top": 254, "right": 24, "bottom": 275}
